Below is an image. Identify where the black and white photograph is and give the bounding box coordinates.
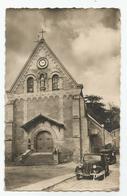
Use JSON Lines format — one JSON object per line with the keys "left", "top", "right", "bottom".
{"left": 5, "top": 8, "right": 120, "bottom": 191}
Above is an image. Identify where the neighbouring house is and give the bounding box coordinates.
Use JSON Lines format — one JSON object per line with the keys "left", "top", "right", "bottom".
{"left": 87, "top": 114, "right": 112, "bottom": 153}
{"left": 111, "top": 128, "right": 120, "bottom": 153}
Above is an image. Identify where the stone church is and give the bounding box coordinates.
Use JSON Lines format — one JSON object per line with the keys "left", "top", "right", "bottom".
{"left": 5, "top": 33, "right": 112, "bottom": 165}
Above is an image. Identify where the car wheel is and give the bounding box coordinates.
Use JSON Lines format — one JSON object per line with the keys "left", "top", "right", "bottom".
{"left": 92, "top": 175, "right": 96, "bottom": 180}
{"left": 99, "top": 174, "right": 104, "bottom": 180}
{"left": 98, "top": 171, "right": 106, "bottom": 181}
{"left": 76, "top": 174, "right": 82, "bottom": 180}
{"left": 106, "top": 166, "right": 110, "bottom": 176}
{"left": 106, "top": 170, "right": 110, "bottom": 176}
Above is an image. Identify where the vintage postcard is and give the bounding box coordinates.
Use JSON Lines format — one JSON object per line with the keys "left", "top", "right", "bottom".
{"left": 5, "top": 8, "right": 120, "bottom": 191}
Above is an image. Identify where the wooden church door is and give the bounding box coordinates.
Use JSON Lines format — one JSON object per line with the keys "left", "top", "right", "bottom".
{"left": 36, "top": 131, "right": 53, "bottom": 152}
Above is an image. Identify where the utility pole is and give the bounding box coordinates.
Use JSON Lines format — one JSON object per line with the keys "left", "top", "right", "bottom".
{"left": 79, "top": 95, "right": 83, "bottom": 162}
{"left": 102, "top": 124, "right": 105, "bottom": 147}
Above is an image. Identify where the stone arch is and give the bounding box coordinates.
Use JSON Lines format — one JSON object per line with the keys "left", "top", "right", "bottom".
{"left": 52, "top": 74, "right": 59, "bottom": 90}
{"left": 30, "top": 122, "right": 58, "bottom": 151}
{"left": 35, "top": 131, "right": 53, "bottom": 152}
{"left": 48, "top": 71, "right": 63, "bottom": 90}
{"left": 25, "top": 74, "right": 36, "bottom": 80}
{"left": 49, "top": 71, "right": 60, "bottom": 78}
{"left": 24, "top": 74, "right": 37, "bottom": 93}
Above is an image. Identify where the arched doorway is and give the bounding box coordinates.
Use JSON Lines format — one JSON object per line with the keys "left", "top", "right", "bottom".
{"left": 35, "top": 131, "right": 53, "bottom": 152}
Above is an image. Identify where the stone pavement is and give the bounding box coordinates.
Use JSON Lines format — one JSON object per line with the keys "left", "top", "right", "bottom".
{"left": 46, "top": 162, "right": 119, "bottom": 191}
{"left": 14, "top": 173, "right": 75, "bottom": 191}
{"left": 13, "top": 162, "right": 77, "bottom": 191}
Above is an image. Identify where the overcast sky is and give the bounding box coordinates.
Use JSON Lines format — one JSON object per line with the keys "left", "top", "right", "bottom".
{"left": 6, "top": 8, "right": 120, "bottom": 107}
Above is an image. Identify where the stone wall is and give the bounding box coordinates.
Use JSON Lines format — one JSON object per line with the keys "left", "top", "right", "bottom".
{"left": 88, "top": 117, "right": 104, "bottom": 152}
{"left": 12, "top": 65, "right": 76, "bottom": 95}
{"left": 111, "top": 129, "right": 120, "bottom": 150}
{"left": 13, "top": 99, "right": 26, "bottom": 156}
{"left": 5, "top": 123, "right": 13, "bottom": 161}
{"left": 72, "top": 95, "right": 90, "bottom": 161}
{"left": 105, "top": 130, "right": 112, "bottom": 145}
{"left": 63, "top": 95, "right": 73, "bottom": 138}
{"left": 6, "top": 89, "right": 89, "bottom": 162}
{"left": 27, "top": 96, "right": 60, "bottom": 122}
{"left": 11, "top": 93, "right": 79, "bottom": 157}
{"left": 5, "top": 103, "right": 14, "bottom": 161}
{"left": 88, "top": 116, "right": 114, "bottom": 153}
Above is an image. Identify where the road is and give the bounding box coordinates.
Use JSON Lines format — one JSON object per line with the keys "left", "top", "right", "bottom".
{"left": 45, "top": 162, "right": 119, "bottom": 191}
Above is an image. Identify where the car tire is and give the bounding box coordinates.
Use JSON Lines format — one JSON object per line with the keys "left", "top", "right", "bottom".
{"left": 76, "top": 174, "right": 81, "bottom": 180}
{"left": 98, "top": 171, "right": 105, "bottom": 181}
{"left": 106, "top": 170, "right": 110, "bottom": 176}
{"left": 105, "top": 171, "right": 110, "bottom": 176}
{"left": 106, "top": 166, "right": 110, "bottom": 176}
{"left": 99, "top": 174, "right": 104, "bottom": 180}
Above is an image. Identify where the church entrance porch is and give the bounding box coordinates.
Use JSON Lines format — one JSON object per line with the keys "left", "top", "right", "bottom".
{"left": 35, "top": 131, "right": 53, "bottom": 153}
{"left": 20, "top": 114, "right": 65, "bottom": 165}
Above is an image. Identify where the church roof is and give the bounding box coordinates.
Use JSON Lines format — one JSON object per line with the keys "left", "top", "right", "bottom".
{"left": 21, "top": 114, "right": 65, "bottom": 131}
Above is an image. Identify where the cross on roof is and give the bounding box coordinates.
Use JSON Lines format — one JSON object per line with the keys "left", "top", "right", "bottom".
{"left": 34, "top": 28, "right": 46, "bottom": 43}
{"left": 39, "top": 28, "right": 46, "bottom": 40}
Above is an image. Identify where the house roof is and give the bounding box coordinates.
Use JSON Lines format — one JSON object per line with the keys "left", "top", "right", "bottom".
{"left": 21, "top": 113, "right": 65, "bottom": 131}
{"left": 87, "top": 114, "right": 109, "bottom": 133}
{"left": 87, "top": 114, "right": 103, "bottom": 128}
{"left": 111, "top": 128, "right": 120, "bottom": 133}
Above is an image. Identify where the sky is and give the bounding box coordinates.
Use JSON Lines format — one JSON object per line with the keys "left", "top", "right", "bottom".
{"left": 6, "top": 8, "right": 120, "bottom": 107}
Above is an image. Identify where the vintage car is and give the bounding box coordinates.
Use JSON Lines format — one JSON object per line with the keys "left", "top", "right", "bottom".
{"left": 75, "top": 154, "right": 109, "bottom": 180}
{"left": 99, "top": 148, "right": 116, "bottom": 165}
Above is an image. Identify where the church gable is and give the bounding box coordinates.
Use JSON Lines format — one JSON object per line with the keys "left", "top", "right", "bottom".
{"left": 8, "top": 37, "right": 80, "bottom": 95}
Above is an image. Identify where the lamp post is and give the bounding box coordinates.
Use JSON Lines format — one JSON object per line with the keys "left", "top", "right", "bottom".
{"left": 79, "top": 95, "right": 83, "bottom": 162}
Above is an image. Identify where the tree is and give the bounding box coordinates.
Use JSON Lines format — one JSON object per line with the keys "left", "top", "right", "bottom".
{"left": 84, "top": 95, "right": 106, "bottom": 124}
{"left": 104, "top": 104, "right": 120, "bottom": 131}
{"left": 84, "top": 95, "right": 120, "bottom": 132}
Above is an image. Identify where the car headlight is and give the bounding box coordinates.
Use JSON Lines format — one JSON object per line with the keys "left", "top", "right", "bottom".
{"left": 93, "top": 165, "right": 97, "bottom": 169}
{"left": 79, "top": 164, "right": 83, "bottom": 168}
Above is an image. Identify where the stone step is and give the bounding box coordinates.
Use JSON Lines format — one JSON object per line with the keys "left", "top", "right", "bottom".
{"left": 20, "top": 153, "right": 57, "bottom": 166}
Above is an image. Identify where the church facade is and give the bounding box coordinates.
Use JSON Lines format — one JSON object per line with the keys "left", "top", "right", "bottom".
{"left": 5, "top": 36, "right": 90, "bottom": 164}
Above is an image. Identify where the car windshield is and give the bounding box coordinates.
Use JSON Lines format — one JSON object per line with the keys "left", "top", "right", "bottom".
{"left": 83, "top": 155, "right": 101, "bottom": 162}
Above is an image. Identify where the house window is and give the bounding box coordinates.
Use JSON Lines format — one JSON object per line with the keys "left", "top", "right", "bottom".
{"left": 27, "top": 77, "right": 34, "bottom": 93}
{"left": 52, "top": 74, "right": 59, "bottom": 90}
{"left": 40, "top": 74, "right": 45, "bottom": 91}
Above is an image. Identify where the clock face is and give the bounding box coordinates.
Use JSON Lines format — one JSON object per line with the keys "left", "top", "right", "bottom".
{"left": 37, "top": 57, "right": 48, "bottom": 69}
